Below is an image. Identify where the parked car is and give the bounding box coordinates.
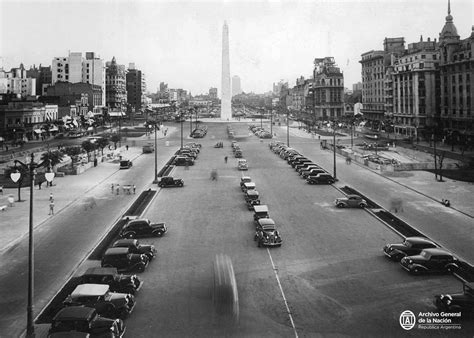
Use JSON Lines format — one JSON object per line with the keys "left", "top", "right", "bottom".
{"left": 237, "top": 159, "right": 248, "bottom": 170}
{"left": 158, "top": 176, "right": 184, "bottom": 188}
{"left": 79, "top": 267, "right": 142, "bottom": 295}
{"left": 241, "top": 182, "right": 256, "bottom": 193}
{"left": 119, "top": 160, "right": 132, "bottom": 169}
{"left": 253, "top": 205, "right": 269, "bottom": 223}
{"left": 63, "top": 284, "right": 135, "bottom": 319}
{"left": 240, "top": 176, "right": 252, "bottom": 189}
{"left": 112, "top": 239, "right": 157, "bottom": 261}
{"left": 383, "top": 237, "right": 439, "bottom": 261}
{"left": 234, "top": 150, "right": 243, "bottom": 158}
{"left": 307, "top": 173, "right": 335, "bottom": 185}
{"left": 119, "top": 218, "right": 167, "bottom": 238}
{"left": 254, "top": 218, "right": 282, "bottom": 247}
{"left": 142, "top": 144, "right": 154, "bottom": 153}
{"left": 291, "top": 159, "right": 312, "bottom": 168}
{"left": 400, "top": 248, "right": 459, "bottom": 275}
{"left": 101, "top": 247, "right": 149, "bottom": 272}
{"left": 434, "top": 282, "right": 474, "bottom": 313}
{"left": 245, "top": 190, "right": 260, "bottom": 210}
{"left": 334, "top": 195, "right": 368, "bottom": 208}
{"left": 173, "top": 156, "right": 194, "bottom": 166}
{"left": 49, "top": 306, "right": 125, "bottom": 337}
{"left": 301, "top": 168, "right": 326, "bottom": 178}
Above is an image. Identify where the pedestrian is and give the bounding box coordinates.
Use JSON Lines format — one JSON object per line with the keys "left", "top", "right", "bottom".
{"left": 38, "top": 180, "right": 43, "bottom": 190}
{"left": 49, "top": 199, "right": 55, "bottom": 215}
{"left": 8, "top": 194, "right": 14, "bottom": 207}
{"left": 133, "top": 185, "right": 136, "bottom": 194}
{"left": 116, "top": 184, "right": 120, "bottom": 195}
{"left": 111, "top": 183, "right": 114, "bottom": 193}
{"left": 49, "top": 193, "right": 54, "bottom": 202}
{"left": 224, "top": 156, "right": 228, "bottom": 163}
{"left": 126, "top": 145, "right": 129, "bottom": 151}
{"left": 5, "top": 145, "right": 8, "bottom": 151}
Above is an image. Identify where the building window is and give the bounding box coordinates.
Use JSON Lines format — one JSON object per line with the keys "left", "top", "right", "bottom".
{"left": 421, "top": 54, "right": 426, "bottom": 59}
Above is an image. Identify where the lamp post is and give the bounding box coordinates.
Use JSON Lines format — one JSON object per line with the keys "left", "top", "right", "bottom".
{"left": 374, "top": 135, "right": 378, "bottom": 156}
{"left": 10, "top": 153, "right": 54, "bottom": 337}
{"left": 180, "top": 112, "right": 184, "bottom": 149}
{"left": 153, "top": 122, "right": 158, "bottom": 183}
{"left": 332, "top": 122, "right": 337, "bottom": 180}
{"left": 286, "top": 109, "right": 290, "bottom": 147}
{"left": 270, "top": 109, "right": 273, "bottom": 136}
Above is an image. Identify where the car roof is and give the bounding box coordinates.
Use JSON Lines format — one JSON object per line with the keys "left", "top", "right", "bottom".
{"left": 405, "top": 236, "right": 436, "bottom": 244}
{"left": 346, "top": 194, "right": 362, "bottom": 198}
{"left": 71, "top": 284, "right": 109, "bottom": 297}
{"left": 114, "top": 239, "right": 138, "bottom": 246}
{"left": 243, "top": 182, "right": 256, "bottom": 188}
{"left": 258, "top": 218, "right": 275, "bottom": 226}
{"left": 254, "top": 205, "right": 268, "bottom": 212}
{"left": 83, "top": 267, "right": 118, "bottom": 276}
{"left": 53, "top": 306, "right": 96, "bottom": 321}
{"left": 421, "top": 248, "right": 453, "bottom": 256}
{"left": 104, "top": 247, "right": 130, "bottom": 255}
{"left": 238, "top": 159, "right": 247, "bottom": 162}
{"left": 241, "top": 176, "right": 251, "bottom": 181}
{"left": 246, "top": 190, "right": 259, "bottom": 196}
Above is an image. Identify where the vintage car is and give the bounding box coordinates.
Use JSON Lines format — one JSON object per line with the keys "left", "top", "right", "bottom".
{"left": 301, "top": 168, "right": 326, "bottom": 178}
{"left": 79, "top": 267, "right": 142, "bottom": 295}
{"left": 234, "top": 150, "right": 243, "bottom": 158}
{"left": 245, "top": 190, "right": 260, "bottom": 210}
{"left": 383, "top": 237, "right": 439, "bottom": 261}
{"left": 434, "top": 282, "right": 474, "bottom": 313}
{"left": 307, "top": 173, "right": 335, "bottom": 185}
{"left": 237, "top": 159, "right": 248, "bottom": 170}
{"left": 400, "top": 248, "right": 459, "bottom": 275}
{"left": 119, "top": 160, "right": 132, "bottom": 169}
{"left": 158, "top": 176, "right": 184, "bottom": 188}
{"left": 241, "top": 182, "right": 256, "bottom": 193}
{"left": 112, "top": 239, "right": 157, "bottom": 261}
{"left": 240, "top": 176, "right": 252, "bottom": 189}
{"left": 254, "top": 218, "right": 282, "bottom": 247}
{"left": 63, "top": 284, "right": 135, "bottom": 320}
{"left": 119, "top": 218, "right": 167, "bottom": 238}
{"left": 142, "top": 144, "right": 154, "bottom": 153}
{"left": 334, "top": 194, "right": 368, "bottom": 208}
{"left": 49, "top": 306, "right": 125, "bottom": 337}
{"left": 253, "top": 205, "right": 269, "bottom": 223}
{"left": 173, "top": 156, "right": 194, "bottom": 166}
{"left": 101, "top": 247, "right": 149, "bottom": 272}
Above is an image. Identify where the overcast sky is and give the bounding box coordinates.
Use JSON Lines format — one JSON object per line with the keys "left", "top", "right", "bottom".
{"left": 0, "top": 0, "right": 472, "bottom": 95}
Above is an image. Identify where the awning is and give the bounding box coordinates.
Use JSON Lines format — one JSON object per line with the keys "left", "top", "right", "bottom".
{"left": 34, "top": 129, "right": 43, "bottom": 134}
{"left": 109, "top": 112, "right": 126, "bottom": 117}
{"left": 49, "top": 126, "right": 59, "bottom": 132}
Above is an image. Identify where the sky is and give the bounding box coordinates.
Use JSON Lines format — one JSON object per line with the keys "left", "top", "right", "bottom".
{"left": 0, "top": 0, "right": 473, "bottom": 96}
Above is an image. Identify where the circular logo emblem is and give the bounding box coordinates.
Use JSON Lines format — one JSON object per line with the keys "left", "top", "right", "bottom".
{"left": 399, "top": 310, "right": 416, "bottom": 330}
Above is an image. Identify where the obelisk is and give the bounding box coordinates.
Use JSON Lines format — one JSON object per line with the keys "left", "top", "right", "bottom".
{"left": 221, "top": 21, "right": 231, "bottom": 120}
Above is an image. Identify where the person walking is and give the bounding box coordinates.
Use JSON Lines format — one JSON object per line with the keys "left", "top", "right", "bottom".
{"left": 49, "top": 199, "right": 55, "bottom": 215}
{"left": 49, "top": 193, "right": 54, "bottom": 202}
{"left": 116, "top": 184, "right": 120, "bottom": 195}
{"left": 133, "top": 185, "right": 136, "bottom": 194}
{"left": 111, "top": 183, "right": 114, "bottom": 193}
{"left": 224, "top": 156, "right": 228, "bottom": 164}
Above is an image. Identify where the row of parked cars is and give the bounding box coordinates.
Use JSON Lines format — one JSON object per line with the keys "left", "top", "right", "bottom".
{"left": 269, "top": 141, "right": 336, "bottom": 184}
{"left": 232, "top": 140, "right": 243, "bottom": 158}
{"left": 240, "top": 176, "right": 282, "bottom": 248}
{"left": 48, "top": 217, "right": 168, "bottom": 337}
{"left": 249, "top": 124, "right": 272, "bottom": 139}
{"left": 383, "top": 236, "right": 473, "bottom": 313}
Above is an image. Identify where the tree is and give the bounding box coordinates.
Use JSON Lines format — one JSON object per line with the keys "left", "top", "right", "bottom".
{"left": 40, "top": 150, "right": 64, "bottom": 169}
{"left": 110, "top": 134, "right": 121, "bottom": 149}
{"left": 96, "top": 137, "right": 110, "bottom": 155}
{"left": 63, "top": 146, "right": 83, "bottom": 167}
{"left": 81, "top": 140, "right": 97, "bottom": 161}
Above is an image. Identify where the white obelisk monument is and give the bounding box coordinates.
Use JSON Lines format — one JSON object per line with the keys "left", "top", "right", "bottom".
{"left": 221, "top": 21, "right": 231, "bottom": 120}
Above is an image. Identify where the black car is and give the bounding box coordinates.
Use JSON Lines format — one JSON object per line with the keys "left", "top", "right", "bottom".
{"left": 291, "top": 159, "right": 312, "bottom": 168}
{"left": 101, "top": 247, "right": 149, "bottom": 272}
{"left": 119, "top": 218, "right": 167, "bottom": 238}
{"left": 244, "top": 190, "right": 260, "bottom": 210}
{"left": 253, "top": 205, "right": 269, "bottom": 223}
{"left": 301, "top": 168, "right": 326, "bottom": 178}
{"left": 254, "top": 218, "right": 282, "bottom": 247}
{"left": 112, "top": 239, "right": 157, "bottom": 261}
{"left": 294, "top": 162, "right": 317, "bottom": 172}
{"left": 174, "top": 156, "right": 194, "bottom": 166}
{"left": 79, "top": 267, "right": 142, "bottom": 295}
{"left": 49, "top": 306, "right": 125, "bottom": 337}
{"left": 307, "top": 173, "right": 335, "bottom": 184}
{"left": 400, "top": 248, "right": 459, "bottom": 275}
{"left": 435, "top": 282, "right": 474, "bottom": 313}
{"left": 158, "top": 176, "right": 184, "bottom": 188}
{"left": 383, "top": 237, "right": 438, "bottom": 261}
{"left": 119, "top": 160, "right": 132, "bottom": 169}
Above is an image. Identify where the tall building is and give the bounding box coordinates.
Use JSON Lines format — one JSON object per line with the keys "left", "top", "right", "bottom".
{"left": 126, "top": 63, "right": 146, "bottom": 112}
{"left": 232, "top": 75, "right": 242, "bottom": 96}
{"left": 26, "top": 65, "right": 52, "bottom": 96}
{"left": 0, "top": 64, "right": 36, "bottom": 97}
{"left": 51, "top": 52, "right": 105, "bottom": 106}
{"left": 221, "top": 21, "right": 231, "bottom": 120}
{"left": 105, "top": 57, "right": 127, "bottom": 111}
{"left": 438, "top": 1, "right": 474, "bottom": 137}
{"left": 360, "top": 38, "right": 405, "bottom": 121}
{"left": 313, "top": 57, "right": 344, "bottom": 120}
{"left": 209, "top": 87, "right": 218, "bottom": 99}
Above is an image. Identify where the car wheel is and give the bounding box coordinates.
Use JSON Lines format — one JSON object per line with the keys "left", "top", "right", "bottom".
{"left": 179, "top": 183, "right": 184, "bottom": 187}
{"left": 155, "top": 231, "right": 164, "bottom": 237}
{"left": 359, "top": 203, "right": 367, "bottom": 208}
{"left": 336, "top": 203, "right": 345, "bottom": 208}
{"left": 126, "top": 232, "right": 136, "bottom": 239}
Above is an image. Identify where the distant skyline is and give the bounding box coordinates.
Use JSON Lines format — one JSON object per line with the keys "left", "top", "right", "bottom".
{"left": 0, "top": 0, "right": 472, "bottom": 95}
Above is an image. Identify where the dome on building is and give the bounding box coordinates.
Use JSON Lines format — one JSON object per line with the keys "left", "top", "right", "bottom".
{"left": 440, "top": 0, "right": 459, "bottom": 39}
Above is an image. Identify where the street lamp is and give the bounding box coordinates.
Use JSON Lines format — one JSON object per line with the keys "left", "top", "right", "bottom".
{"left": 10, "top": 153, "right": 54, "bottom": 337}
{"left": 332, "top": 122, "right": 337, "bottom": 180}
{"left": 153, "top": 122, "right": 159, "bottom": 184}
{"left": 286, "top": 109, "right": 290, "bottom": 147}
{"left": 180, "top": 111, "right": 184, "bottom": 149}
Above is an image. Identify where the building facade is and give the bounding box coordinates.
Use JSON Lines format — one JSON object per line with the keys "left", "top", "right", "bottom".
{"left": 126, "top": 63, "right": 146, "bottom": 112}
{"left": 313, "top": 57, "right": 344, "bottom": 121}
{"left": 26, "top": 65, "right": 52, "bottom": 96}
{"left": 0, "top": 64, "right": 36, "bottom": 97}
{"left": 232, "top": 75, "right": 242, "bottom": 97}
{"left": 105, "top": 57, "right": 127, "bottom": 111}
{"left": 45, "top": 82, "right": 103, "bottom": 116}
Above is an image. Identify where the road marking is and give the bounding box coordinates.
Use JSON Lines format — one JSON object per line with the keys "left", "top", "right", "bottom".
{"left": 266, "top": 248, "right": 298, "bottom": 338}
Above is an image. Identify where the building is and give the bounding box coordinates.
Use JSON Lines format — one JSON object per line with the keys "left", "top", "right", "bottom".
{"left": 313, "top": 57, "right": 344, "bottom": 121}
{"left": 105, "top": 57, "right": 127, "bottom": 112}
{"left": 273, "top": 80, "right": 288, "bottom": 96}
{"left": 209, "top": 87, "right": 218, "bottom": 100}
{"left": 352, "top": 82, "right": 363, "bottom": 91}
{"left": 232, "top": 75, "right": 242, "bottom": 96}
{"left": 390, "top": 37, "right": 440, "bottom": 139}
{"left": 26, "top": 65, "right": 52, "bottom": 96}
{"left": 0, "top": 64, "right": 36, "bottom": 97}
{"left": 360, "top": 38, "right": 405, "bottom": 122}
{"left": 126, "top": 63, "right": 146, "bottom": 112}
{"left": 438, "top": 2, "right": 474, "bottom": 140}
{"left": 51, "top": 52, "right": 105, "bottom": 106}
{"left": 45, "top": 82, "right": 103, "bottom": 117}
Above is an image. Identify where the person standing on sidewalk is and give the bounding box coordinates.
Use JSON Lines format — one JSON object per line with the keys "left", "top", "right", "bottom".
{"left": 111, "top": 183, "right": 114, "bottom": 193}
{"left": 49, "top": 193, "right": 54, "bottom": 202}
{"left": 49, "top": 199, "right": 55, "bottom": 215}
{"left": 224, "top": 156, "right": 228, "bottom": 164}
